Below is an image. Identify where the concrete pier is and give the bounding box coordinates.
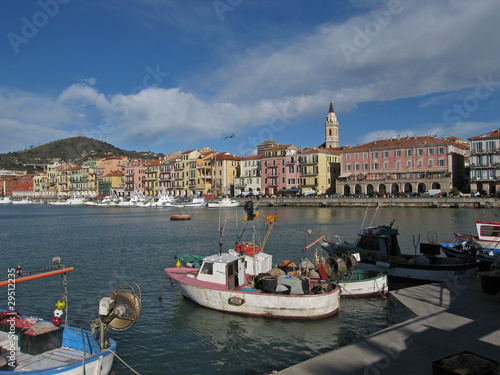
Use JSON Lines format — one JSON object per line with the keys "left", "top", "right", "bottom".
{"left": 278, "top": 278, "right": 500, "bottom": 374}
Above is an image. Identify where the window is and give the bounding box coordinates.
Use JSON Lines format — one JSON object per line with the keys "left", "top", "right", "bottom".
{"left": 406, "top": 149, "right": 412, "bottom": 157}
{"left": 428, "top": 159, "right": 434, "bottom": 167}
{"left": 437, "top": 147, "right": 445, "bottom": 155}
{"left": 346, "top": 154, "right": 351, "bottom": 161}
{"left": 407, "top": 160, "right": 412, "bottom": 168}
{"left": 395, "top": 150, "right": 401, "bottom": 157}
{"left": 373, "top": 152, "right": 379, "bottom": 159}
{"left": 383, "top": 161, "right": 388, "bottom": 169}
{"left": 355, "top": 163, "right": 360, "bottom": 171}
{"left": 383, "top": 151, "right": 389, "bottom": 158}
{"left": 396, "top": 161, "right": 401, "bottom": 169}
{"left": 417, "top": 149, "right": 423, "bottom": 156}
{"left": 438, "top": 159, "right": 445, "bottom": 167}
{"left": 418, "top": 159, "right": 423, "bottom": 168}
{"left": 346, "top": 164, "right": 351, "bottom": 171}
{"left": 363, "top": 163, "right": 369, "bottom": 170}
{"left": 364, "top": 152, "right": 368, "bottom": 159}
{"left": 354, "top": 153, "right": 359, "bottom": 160}
{"left": 427, "top": 148, "right": 434, "bottom": 156}
{"left": 373, "top": 162, "right": 379, "bottom": 170}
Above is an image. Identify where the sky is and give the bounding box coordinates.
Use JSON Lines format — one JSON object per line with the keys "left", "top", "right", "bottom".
{"left": 1, "top": 0, "right": 500, "bottom": 157}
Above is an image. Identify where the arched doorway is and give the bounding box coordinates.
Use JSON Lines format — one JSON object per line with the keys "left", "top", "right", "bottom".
{"left": 343, "top": 185, "right": 351, "bottom": 196}
{"left": 404, "top": 183, "right": 412, "bottom": 193}
{"left": 391, "top": 183, "right": 399, "bottom": 194}
{"left": 367, "top": 184, "right": 374, "bottom": 196}
{"left": 355, "top": 184, "right": 362, "bottom": 194}
{"left": 417, "top": 183, "right": 426, "bottom": 193}
{"left": 378, "top": 184, "right": 387, "bottom": 196}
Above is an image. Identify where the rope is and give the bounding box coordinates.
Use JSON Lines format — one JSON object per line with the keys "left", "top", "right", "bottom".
{"left": 102, "top": 349, "right": 141, "bottom": 375}
{"left": 273, "top": 222, "right": 313, "bottom": 235}
{"left": 338, "top": 284, "right": 389, "bottom": 308}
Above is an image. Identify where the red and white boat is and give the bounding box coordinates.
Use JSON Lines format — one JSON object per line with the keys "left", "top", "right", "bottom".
{"left": 165, "top": 250, "right": 340, "bottom": 319}
{"left": 455, "top": 220, "right": 500, "bottom": 249}
{"left": 165, "top": 210, "right": 340, "bottom": 319}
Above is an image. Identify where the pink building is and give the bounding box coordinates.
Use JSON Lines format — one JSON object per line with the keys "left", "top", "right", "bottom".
{"left": 337, "top": 135, "right": 467, "bottom": 196}
{"left": 124, "top": 159, "right": 149, "bottom": 195}
{"left": 261, "top": 144, "right": 299, "bottom": 195}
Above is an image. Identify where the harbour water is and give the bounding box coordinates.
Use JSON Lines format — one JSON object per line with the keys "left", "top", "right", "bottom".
{"left": 0, "top": 204, "right": 495, "bottom": 374}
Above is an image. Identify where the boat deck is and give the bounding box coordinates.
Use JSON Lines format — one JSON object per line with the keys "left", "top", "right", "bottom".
{"left": 0, "top": 330, "right": 87, "bottom": 371}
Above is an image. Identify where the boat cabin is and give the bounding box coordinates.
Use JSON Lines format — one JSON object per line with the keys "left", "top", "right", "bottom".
{"left": 475, "top": 221, "right": 500, "bottom": 242}
{"left": 197, "top": 253, "right": 246, "bottom": 290}
{"left": 196, "top": 251, "right": 274, "bottom": 289}
{"left": 355, "top": 226, "right": 402, "bottom": 258}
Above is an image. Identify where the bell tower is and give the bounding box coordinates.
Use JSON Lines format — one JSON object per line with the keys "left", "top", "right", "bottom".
{"left": 324, "top": 101, "right": 339, "bottom": 148}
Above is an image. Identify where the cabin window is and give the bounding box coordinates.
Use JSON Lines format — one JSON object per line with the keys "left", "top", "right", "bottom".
{"left": 357, "top": 237, "right": 380, "bottom": 251}
{"left": 200, "top": 262, "right": 213, "bottom": 275}
{"left": 480, "top": 226, "right": 500, "bottom": 238}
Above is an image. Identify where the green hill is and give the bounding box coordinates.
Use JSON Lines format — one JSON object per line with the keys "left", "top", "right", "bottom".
{"left": 0, "top": 137, "right": 163, "bottom": 173}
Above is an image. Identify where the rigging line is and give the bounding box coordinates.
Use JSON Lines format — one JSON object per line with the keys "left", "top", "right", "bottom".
{"left": 338, "top": 285, "right": 389, "bottom": 307}
{"left": 102, "top": 349, "right": 141, "bottom": 375}
{"left": 273, "top": 222, "right": 310, "bottom": 235}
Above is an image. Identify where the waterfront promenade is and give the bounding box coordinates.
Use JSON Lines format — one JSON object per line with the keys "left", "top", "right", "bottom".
{"left": 237, "top": 196, "right": 499, "bottom": 208}
{"left": 278, "top": 277, "right": 500, "bottom": 374}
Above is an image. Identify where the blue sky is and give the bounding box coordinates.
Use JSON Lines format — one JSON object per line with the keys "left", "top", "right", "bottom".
{"left": 1, "top": 0, "right": 500, "bottom": 157}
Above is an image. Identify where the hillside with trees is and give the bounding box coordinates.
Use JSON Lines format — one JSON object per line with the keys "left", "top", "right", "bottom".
{"left": 0, "top": 137, "right": 163, "bottom": 173}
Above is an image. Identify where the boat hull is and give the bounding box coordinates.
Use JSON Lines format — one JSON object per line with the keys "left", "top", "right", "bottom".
{"left": 356, "top": 258, "right": 479, "bottom": 283}
{"left": 0, "top": 325, "right": 115, "bottom": 375}
{"left": 166, "top": 268, "right": 340, "bottom": 319}
{"left": 338, "top": 271, "right": 388, "bottom": 297}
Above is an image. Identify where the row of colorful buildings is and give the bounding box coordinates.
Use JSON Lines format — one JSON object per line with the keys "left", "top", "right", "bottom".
{"left": 2, "top": 103, "right": 500, "bottom": 199}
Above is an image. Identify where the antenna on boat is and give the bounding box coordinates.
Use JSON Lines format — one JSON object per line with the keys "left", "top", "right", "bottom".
{"left": 218, "top": 218, "right": 227, "bottom": 256}
{"left": 369, "top": 203, "right": 380, "bottom": 227}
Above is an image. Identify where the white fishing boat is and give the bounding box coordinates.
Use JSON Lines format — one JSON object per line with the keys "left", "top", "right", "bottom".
{"left": 0, "top": 259, "right": 141, "bottom": 374}
{"left": 337, "top": 270, "right": 388, "bottom": 297}
{"left": 65, "top": 197, "right": 86, "bottom": 205}
{"left": 165, "top": 252, "right": 340, "bottom": 319}
{"left": 11, "top": 198, "right": 34, "bottom": 205}
{"left": 164, "top": 210, "right": 340, "bottom": 319}
{"left": 150, "top": 191, "right": 176, "bottom": 207}
{"left": 166, "top": 196, "right": 206, "bottom": 207}
{"left": 321, "top": 221, "right": 480, "bottom": 283}
{"left": 207, "top": 197, "right": 240, "bottom": 208}
{"left": 0, "top": 197, "right": 12, "bottom": 204}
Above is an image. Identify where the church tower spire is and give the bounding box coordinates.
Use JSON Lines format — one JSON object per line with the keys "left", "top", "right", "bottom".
{"left": 324, "top": 100, "right": 339, "bottom": 148}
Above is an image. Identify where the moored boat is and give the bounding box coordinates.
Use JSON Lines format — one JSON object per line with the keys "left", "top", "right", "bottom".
{"left": 0, "top": 197, "right": 12, "bottom": 204}
{"left": 440, "top": 240, "right": 499, "bottom": 271}
{"left": 0, "top": 260, "right": 142, "bottom": 374}
{"left": 164, "top": 210, "right": 340, "bottom": 319}
{"left": 337, "top": 269, "right": 388, "bottom": 297}
{"left": 207, "top": 196, "right": 239, "bottom": 208}
{"left": 454, "top": 220, "right": 500, "bottom": 249}
{"left": 322, "top": 221, "right": 480, "bottom": 283}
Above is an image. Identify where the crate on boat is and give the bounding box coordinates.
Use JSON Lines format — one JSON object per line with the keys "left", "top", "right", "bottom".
{"left": 20, "top": 323, "right": 63, "bottom": 355}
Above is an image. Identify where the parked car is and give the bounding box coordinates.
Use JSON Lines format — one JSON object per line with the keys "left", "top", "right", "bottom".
{"left": 435, "top": 192, "right": 448, "bottom": 197}
{"left": 393, "top": 192, "right": 408, "bottom": 197}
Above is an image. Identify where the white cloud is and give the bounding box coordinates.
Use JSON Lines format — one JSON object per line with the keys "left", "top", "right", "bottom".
{"left": 1, "top": 0, "right": 500, "bottom": 153}
{"left": 361, "top": 121, "right": 500, "bottom": 144}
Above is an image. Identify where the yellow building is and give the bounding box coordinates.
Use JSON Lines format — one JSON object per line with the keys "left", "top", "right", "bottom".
{"left": 298, "top": 148, "right": 341, "bottom": 195}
